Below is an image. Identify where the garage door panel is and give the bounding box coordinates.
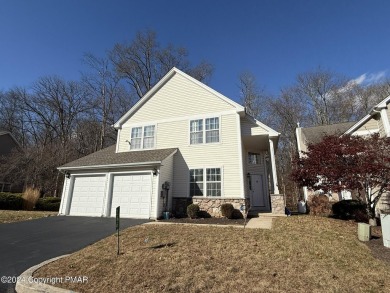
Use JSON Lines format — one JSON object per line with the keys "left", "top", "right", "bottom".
{"left": 69, "top": 175, "right": 106, "bottom": 216}
{"left": 110, "top": 174, "right": 151, "bottom": 219}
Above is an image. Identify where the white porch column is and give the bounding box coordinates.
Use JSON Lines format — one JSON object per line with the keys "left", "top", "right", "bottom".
{"left": 268, "top": 138, "right": 280, "bottom": 194}
{"left": 380, "top": 108, "right": 390, "bottom": 137}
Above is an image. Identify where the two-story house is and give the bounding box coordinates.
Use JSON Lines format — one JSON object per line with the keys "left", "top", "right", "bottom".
{"left": 296, "top": 95, "right": 390, "bottom": 213}
{"left": 58, "top": 68, "right": 283, "bottom": 219}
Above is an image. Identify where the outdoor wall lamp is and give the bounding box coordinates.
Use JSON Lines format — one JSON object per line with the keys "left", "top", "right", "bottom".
{"left": 153, "top": 168, "right": 158, "bottom": 176}
{"left": 65, "top": 172, "right": 71, "bottom": 179}
{"left": 246, "top": 172, "right": 251, "bottom": 179}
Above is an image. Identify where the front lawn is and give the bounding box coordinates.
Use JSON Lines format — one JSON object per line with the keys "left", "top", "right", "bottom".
{"left": 34, "top": 216, "right": 389, "bottom": 293}
{"left": 0, "top": 210, "right": 57, "bottom": 223}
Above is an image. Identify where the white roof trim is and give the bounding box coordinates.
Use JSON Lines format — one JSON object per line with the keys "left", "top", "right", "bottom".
{"left": 58, "top": 161, "right": 162, "bottom": 171}
{"left": 245, "top": 114, "right": 280, "bottom": 137}
{"left": 345, "top": 95, "right": 390, "bottom": 135}
{"left": 114, "top": 67, "right": 245, "bottom": 129}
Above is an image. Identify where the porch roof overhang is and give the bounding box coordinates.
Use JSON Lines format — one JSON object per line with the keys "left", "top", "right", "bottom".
{"left": 242, "top": 134, "right": 279, "bottom": 151}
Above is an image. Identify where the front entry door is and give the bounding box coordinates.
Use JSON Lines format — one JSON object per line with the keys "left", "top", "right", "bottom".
{"left": 251, "top": 174, "right": 264, "bottom": 207}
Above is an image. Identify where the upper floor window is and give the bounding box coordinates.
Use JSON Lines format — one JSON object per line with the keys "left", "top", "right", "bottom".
{"left": 190, "top": 117, "right": 219, "bottom": 144}
{"left": 130, "top": 125, "right": 155, "bottom": 150}
{"left": 248, "top": 152, "right": 261, "bottom": 164}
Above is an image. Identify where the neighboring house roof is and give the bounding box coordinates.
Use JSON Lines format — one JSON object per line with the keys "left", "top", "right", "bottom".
{"left": 301, "top": 122, "right": 356, "bottom": 144}
{"left": 114, "top": 67, "right": 245, "bottom": 129}
{"left": 0, "top": 130, "right": 22, "bottom": 155}
{"left": 59, "top": 146, "right": 178, "bottom": 170}
{"left": 345, "top": 95, "right": 390, "bottom": 135}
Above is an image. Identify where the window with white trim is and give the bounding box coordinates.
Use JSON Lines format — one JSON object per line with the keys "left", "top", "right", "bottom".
{"left": 190, "top": 117, "right": 219, "bottom": 144}
{"left": 190, "top": 119, "right": 203, "bottom": 144}
{"left": 189, "top": 169, "right": 204, "bottom": 196}
{"left": 206, "top": 117, "right": 219, "bottom": 143}
{"left": 130, "top": 125, "right": 155, "bottom": 150}
{"left": 189, "top": 167, "right": 221, "bottom": 197}
{"left": 248, "top": 152, "right": 261, "bottom": 164}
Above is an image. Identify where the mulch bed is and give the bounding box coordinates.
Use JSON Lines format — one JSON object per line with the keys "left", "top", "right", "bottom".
{"left": 161, "top": 217, "right": 246, "bottom": 226}
{"left": 365, "top": 226, "right": 390, "bottom": 266}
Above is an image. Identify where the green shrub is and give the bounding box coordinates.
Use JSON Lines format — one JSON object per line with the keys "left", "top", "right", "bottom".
{"left": 35, "top": 197, "right": 61, "bottom": 211}
{"left": 220, "top": 203, "right": 234, "bottom": 219}
{"left": 187, "top": 204, "right": 200, "bottom": 219}
{"left": 231, "top": 209, "right": 244, "bottom": 219}
{"left": 308, "top": 195, "right": 332, "bottom": 216}
{"left": 332, "top": 200, "right": 366, "bottom": 220}
{"left": 0, "top": 192, "right": 23, "bottom": 210}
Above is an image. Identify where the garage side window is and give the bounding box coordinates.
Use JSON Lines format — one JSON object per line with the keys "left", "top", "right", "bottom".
{"left": 189, "top": 168, "right": 221, "bottom": 197}
{"left": 130, "top": 125, "right": 155, "bottom": 150}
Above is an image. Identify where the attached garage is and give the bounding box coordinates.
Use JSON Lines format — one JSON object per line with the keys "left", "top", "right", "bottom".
{"left": 58, "top": 146, "right": 177, "bottom": 219}
{"left": 110, "top": 173, "right": 152, "bottom": 219}
{"left": 69, "top": 175, "right": 106, "bottom": 216}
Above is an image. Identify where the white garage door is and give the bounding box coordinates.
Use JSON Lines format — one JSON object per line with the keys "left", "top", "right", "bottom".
{"left": 110, "top": 173, "right": 151, "bottom": 219}
{"left": 69, "top": 175, "right": 106, "bottom": 216}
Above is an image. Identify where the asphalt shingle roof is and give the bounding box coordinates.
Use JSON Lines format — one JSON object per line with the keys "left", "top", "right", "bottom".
{"left": 59, "top": 145, "right": 177, "bottom": 169}
{"left": 301, "top": 122, "right": 356, "bottom": 144}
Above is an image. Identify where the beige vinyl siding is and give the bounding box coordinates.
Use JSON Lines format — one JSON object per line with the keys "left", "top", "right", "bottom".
{"left": 241, "top": 117, "right": 268, "bottom": 136}
{"left": 156, "top": 154, "right": 174, "bottom": 217}
{"left": 354, "top": 116, "right": 379, "bottom": 133}
{"left": 153, "top": 113, "right": 241, "bottom": 198}
{"left": 123, "top": 73, "right": 236, "bottom": 125}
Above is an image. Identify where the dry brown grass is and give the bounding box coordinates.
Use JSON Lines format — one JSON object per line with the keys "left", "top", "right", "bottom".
{"left": 0, "top": 210, "right": 57, "bottom": 223}
{"left": 34, "top": 216, "right": 390, "bottom": 293}
{"left": 22, "top": 187, "right": 41, "bottom": 210}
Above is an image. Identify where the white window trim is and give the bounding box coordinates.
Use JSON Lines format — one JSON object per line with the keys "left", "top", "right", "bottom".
{"left": 188, "top": 166, "right": 223, "bottom": 197}
{"left": 188, "top": 115, "right": 221, "bottom": 146}
{"left": 129, "top": 123, "right": 156, "bottom": 151}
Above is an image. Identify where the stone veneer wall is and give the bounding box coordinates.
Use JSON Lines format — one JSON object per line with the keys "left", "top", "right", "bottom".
{"left": 270, "top": 194, "right": 285, "bottom": 215}
{"left": 192, "top": 197, "right": 249, "bottom": 217}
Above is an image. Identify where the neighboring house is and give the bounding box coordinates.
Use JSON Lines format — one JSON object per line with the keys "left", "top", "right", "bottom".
{"left": 0, "top": 130, "right": 22, "bottom": 192}
{"left": 296, "top": 95, "right": 390, "bottom": 212}
{"left": 58, "top": 68, "right": 283, "bottom": 219}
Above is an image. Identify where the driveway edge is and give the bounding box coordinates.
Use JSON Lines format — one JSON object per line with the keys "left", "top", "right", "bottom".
{"left": 15, "top": 255, "right": 74, "bottom": 293}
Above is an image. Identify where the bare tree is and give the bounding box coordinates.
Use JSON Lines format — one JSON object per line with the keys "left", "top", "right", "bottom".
{"left": 110, "top": 29, "right": 213, "bottom": 99}
{"left": 82, "top": 53, "right": 133, "bottom": 150}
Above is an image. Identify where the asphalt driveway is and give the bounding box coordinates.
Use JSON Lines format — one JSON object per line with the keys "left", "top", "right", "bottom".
{"left": 0, "top": 216, "right": 149, "bottom": 293}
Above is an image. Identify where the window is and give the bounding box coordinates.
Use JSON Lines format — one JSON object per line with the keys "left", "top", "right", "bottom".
{"left": 130, "top": 125, "right": 155, "bottom": 150}
{"left": 189, "top": 168, "right": 221, "bottom": 197}
{"left": 143, "top": 125, "right": 155, "bottom": 149}
{"left": 190, "top": 117, "right": 219, "bottom": 144}
{"left": 190, "top": 119, "right": 203, "bottom": 144}
{"left": 130, "top": 127, "right": 142, "bottom": 149}
{"left": 248, "top": 152, "right": 261, "bottom": 165}
{"left": 206, "top": 168, "right": 221, "bottom": 196}
{"left": 189, "top": 169, "right": 204, "bottom": 196}
{"left": 206, "top": 117, "right": 219, "bottom": 143}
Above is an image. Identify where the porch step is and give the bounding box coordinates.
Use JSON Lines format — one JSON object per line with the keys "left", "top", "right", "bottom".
{"left": 258, "top": 212, "right": 286, "bottom": 218}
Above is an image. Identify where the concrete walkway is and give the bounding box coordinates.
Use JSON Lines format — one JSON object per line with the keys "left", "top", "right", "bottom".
{"left": 245, "top": 217, "right": 273, "bottom": 229}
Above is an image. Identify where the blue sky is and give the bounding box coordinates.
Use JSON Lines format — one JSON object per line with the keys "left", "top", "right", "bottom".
{"left": 1, "top": 0, "right": 390, "bottom": 102}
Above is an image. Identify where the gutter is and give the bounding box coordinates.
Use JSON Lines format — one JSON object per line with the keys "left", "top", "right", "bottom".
{"left": 57, "top": 161, "right": 162, "bottom": 171}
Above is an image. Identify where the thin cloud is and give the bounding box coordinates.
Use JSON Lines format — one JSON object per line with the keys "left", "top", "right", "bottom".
{"left": 350, "top": 71, "right": 387, "bottom": 86}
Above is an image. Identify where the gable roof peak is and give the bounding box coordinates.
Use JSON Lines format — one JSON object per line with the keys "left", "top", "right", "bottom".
{"left": 114, "top": 67, "right": 244, "bottom": 129}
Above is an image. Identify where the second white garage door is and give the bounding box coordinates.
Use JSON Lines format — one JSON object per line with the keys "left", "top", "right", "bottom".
{"left": 110, "top": 173, "right": 152, "bottom": 219}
